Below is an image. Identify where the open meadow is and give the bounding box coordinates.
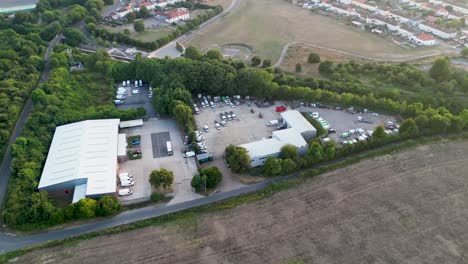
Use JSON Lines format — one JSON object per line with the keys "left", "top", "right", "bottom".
{"left": 188, "top": 0, "right": 449, "bottom": 63}
{"left": 12, "top": 141, "right": 468, "bottom": 264}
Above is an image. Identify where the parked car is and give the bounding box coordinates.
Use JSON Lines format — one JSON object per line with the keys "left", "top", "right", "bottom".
{"left": 116, "top": 94, "right": 126, "bottom": 100}
{"left": 132, "top": 89, "right": 141, "bottom": 95}
{"left": 114, "top": 100, "right": 123, "bottom": 105}
{"left": 132, "top": 140, "right": 140, "bottom": 145}
{"left": 215, "top": 123, "right": 221, "bottom": 130}
{"left": 229, "top": 111, "right": 236, "bottom": 119}
{"left": 204, "top": 125, "right": 209, "bottom": 132}
{"left": 184, "top": 151, "right": 196, "bottom": 158}
{"left": 220, "top": 113, "right": 226, "bottom": 120}
{"left": 328, "top": 128, "right": 336, "bottom": 133}
{"left": 276, "top": 105, "right": 287, "bottom": 112}
{"left": 118, "top": 188, "right": 133, "bottom": 196}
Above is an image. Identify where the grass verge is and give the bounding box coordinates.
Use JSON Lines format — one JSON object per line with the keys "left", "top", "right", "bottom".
{"left": 0, "top": 133, "right": 467, "bottom": 263}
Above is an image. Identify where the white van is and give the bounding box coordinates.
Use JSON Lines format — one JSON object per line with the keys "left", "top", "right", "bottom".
{"left": 121, "top": 179, "right": 134, "bottom": 187}
{"left": 126, "top": 80, "right": 130, "bottom": 87}
{"left": 166, "top": 141, "right": 173, "bottom": 155}
{"left": 119, "top": 172, "right": 133, "bottom": 181}
{"left": 118, "top": 188, "right": 133, "bottom": 196}
{"left": 139, "top": 80, "right": 142, "bottom": 87}
{"left": 134, "top": 80, "right": 138, "bottom": 87}
{"left": 114, "top": 100, "right": 123, "bottom": 105}
{"left": 121, "top": 81, "right": 125, "bottom": 87}
{"left": 116, "top": 94, "right": 126, "bottom": 100}
{"left": 267, "top": 120, "right": 279, "bottom": 126}
{"left": 117, "top": 88, "right": 127, "bottom": 95}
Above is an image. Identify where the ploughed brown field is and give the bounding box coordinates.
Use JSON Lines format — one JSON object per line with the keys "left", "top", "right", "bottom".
{"left": 14, "top": 141, "right": 468, "bottom": 264}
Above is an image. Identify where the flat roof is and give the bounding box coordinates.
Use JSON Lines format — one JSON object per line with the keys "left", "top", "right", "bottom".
{"left": 119, "top": 119, "right": 143, "bottom": 128}
{"left": 117, "top": 134, "right": 127, "bottom": 157}
{"left": 240, "top": 138, "right": 286, "bottom": 158}
{"left": 280, "top": 110, "right": 317, "bottom": 134}
{"left": 272, "top": 128, "right": 308, "bottom": 148}
{"left": 38, "top": 119, "right": 120, "bottom": 196}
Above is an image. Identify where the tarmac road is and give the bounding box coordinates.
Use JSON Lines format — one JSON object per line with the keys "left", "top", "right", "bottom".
{"left": 0, "top": 34, "right": 62, "bottom": 208}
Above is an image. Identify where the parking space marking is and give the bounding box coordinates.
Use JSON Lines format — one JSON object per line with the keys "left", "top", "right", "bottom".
{"left": 151, "top": 132, "right": 171, "bottom": 159}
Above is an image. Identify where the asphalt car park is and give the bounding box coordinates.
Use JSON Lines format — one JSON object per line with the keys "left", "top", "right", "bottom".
{"left": 116, "top": 82, "right": 156, "bottom": 118}
{"left": 118, "top": 118, "right": 200, "bottom": 205}
{"left": 151, "top": 132, "right": 171, "bottom": 158}
{"left": 296, "top": 105, "right": 397, "bottom": 142}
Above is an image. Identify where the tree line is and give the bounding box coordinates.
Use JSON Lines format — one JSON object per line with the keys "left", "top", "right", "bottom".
{"left": 3, "top": 51, "right": 145, "bottom": 228}
{"left": 0, "top": 30, "right": 46, "bottom": 161}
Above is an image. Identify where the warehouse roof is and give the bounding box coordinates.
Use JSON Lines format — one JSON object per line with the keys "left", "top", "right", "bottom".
{"left": 38, "top": 119, "right": 120, "bottom": 197}
{"left": 280, "top": 110, "right": 316, "bottom": 134}
{"left": 119, "top": 119, "right": 143, "bottom": 129}
{"left": 240, "top": 138, "right": 286, "bottom": 158}
{"left": 272, "top": 128, "right": 308, "bottom": 148}
{"left": 117, "top": 134, "right": 127, "bottom": 157}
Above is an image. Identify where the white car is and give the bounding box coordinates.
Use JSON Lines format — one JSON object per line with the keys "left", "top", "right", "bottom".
{"left": 204, "top": 125, "right": 209, "bottom": 132}
{"left": 114, "top": 100, "right": 123, "bottom": 105}
{"left": 215, "top": 123, "right": 221, "bottom": 130}
{"left": 312, "top": 112, "right": 319, "bottom": 118}
{"left": 139, "top": 80, "right": 143, "bottom": 87}
{"left": 116, "top": 94, "right": 126, "bottom": 100}
{"left": 118, "top": 188, "right": 133, "bottom": 196}
{"left": 184, "top": 151, "right": 196, "bottom": 158}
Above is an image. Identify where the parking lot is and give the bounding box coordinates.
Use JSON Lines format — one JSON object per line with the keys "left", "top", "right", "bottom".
{"left": 116, "top": 82, "right": 156, "bottom": 118}
{"left": 194, "top": 101, "right": 281, "bottom": 159}
{"left": 296, "top": 105, "right": 397, "bottom": 142}
{"left": 118, "top": 118, "right": 201, "bottom": 205}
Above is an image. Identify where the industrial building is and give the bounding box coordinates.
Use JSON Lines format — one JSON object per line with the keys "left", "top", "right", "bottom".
{"left": 280, "top": 110, "right": 317, "bottom": 139}
{"left": 38, "top": 119, "right": 125, "bottom": 203}
{"left": 240, "top": 110, "right": 315, "bottom": 167}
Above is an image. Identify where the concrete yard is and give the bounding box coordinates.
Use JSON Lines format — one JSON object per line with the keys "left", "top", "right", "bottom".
{"left": 15, "top": 141, "right": 468, "bottom": 264}
{"left": 194, "top": 102, "right": 281, "bottom": 159}
{"left": 118, "top": 119, "right": 201, "bottom": 205}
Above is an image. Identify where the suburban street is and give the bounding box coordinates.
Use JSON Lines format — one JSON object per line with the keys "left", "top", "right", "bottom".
{"left": 0, "top": 34, "right": 62, "bottom": 209}
{"left": 148, "top": 0, "right": 241, "bottom": 58}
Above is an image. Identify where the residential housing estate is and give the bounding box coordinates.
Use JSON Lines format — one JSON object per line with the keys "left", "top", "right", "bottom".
{"left": 298, "top": 0, "right": 467, "bottom": 47}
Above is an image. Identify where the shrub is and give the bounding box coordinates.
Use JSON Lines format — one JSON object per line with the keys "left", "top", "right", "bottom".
{"left": 96, "top": 195, "right": 121, "bottom": 216}
{"left": 150, "top": 192, "right": 165, "bottom": 202}
{"left": 308, "top": 53, "right": 320, "bottom": 63}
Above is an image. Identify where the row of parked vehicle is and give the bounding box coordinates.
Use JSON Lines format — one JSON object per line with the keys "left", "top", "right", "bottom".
{"left": 118, "top": 172, "right": 134, "bottom": 196}
{"left": 309, "top": 112, "right": 332, "bottom": 130}
{"left": 194, "top": 95, "right": 240, "bottom": 114}
{"left": 194, "top": 130, "right": 208, "bottom": 154}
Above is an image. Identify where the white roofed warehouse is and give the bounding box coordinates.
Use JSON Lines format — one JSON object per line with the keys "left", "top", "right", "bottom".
{"left": 280, "top": 110, "right": 317, "bottom": 139}
{"left": 38, "top": 119, "right": 121, "bottom": 203}
{"left": 239, "top": 110, "right": 314, "bottom": 167}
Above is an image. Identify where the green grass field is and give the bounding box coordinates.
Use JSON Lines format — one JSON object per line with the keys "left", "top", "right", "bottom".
{"left": 188, "top": 0, "right": 448, "bottom": 62}
{"left": 99, "top": 25, "right": 174, "bottom": 43}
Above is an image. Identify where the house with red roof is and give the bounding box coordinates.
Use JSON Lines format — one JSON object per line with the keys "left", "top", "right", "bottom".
{"left": 155, "top": 9, "right": 189, "bottom": 23}
{"left": 411, "top": 33, "right": 436, "bottom": 46}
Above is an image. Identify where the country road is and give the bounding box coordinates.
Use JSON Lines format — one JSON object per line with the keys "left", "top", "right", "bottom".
{"left": 0, "top": 34, "right": 62, "bottom": 208}
{"left": 272, "top": 41, "right": 457, "bottom": 68}
{"left": 0, "top": 136, "right": 439, "bottom": 255}
{"left": 148, "top": 0, "right": 241, "bottom": 58}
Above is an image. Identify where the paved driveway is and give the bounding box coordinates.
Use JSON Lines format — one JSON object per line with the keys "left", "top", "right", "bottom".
{"left": 119, "top": 118, "right": 201, "bottom": 205}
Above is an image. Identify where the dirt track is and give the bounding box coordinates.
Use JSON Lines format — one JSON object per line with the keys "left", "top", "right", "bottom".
{"left": 14, "top": 141, "right": 468, "bottom": 264}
